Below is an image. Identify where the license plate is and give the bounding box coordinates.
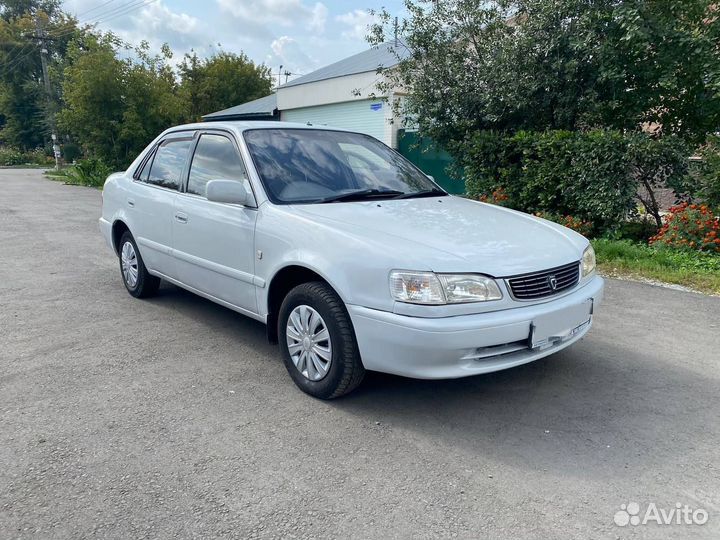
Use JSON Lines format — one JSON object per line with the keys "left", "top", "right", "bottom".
{"left": 530, "top": 300, "right": 592, "bottom": 349}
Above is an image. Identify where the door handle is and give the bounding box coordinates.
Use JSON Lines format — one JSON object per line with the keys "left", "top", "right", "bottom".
{"left": 174, "top": 212, "right": 188, "bottom": 224}
{"left": 127, "top": 198, "right": 135, "bottom": 207}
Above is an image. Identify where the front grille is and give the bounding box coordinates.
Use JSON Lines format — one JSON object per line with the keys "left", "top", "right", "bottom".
{"left": 507, "top": 261, "right": 580, "bottom": 300}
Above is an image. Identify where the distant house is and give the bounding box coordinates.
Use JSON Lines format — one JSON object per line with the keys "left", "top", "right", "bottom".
{"left": 202, "top": 43, "right": 465, "bottom": 193}
{"left": 202, "top": 42, "right": 409, "bottom": 149}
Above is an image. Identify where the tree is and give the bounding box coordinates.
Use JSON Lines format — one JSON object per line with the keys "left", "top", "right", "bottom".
{"left": 58, "top": 34, "right": 184, "bottom": 167}
{"left": 0, "top": 0, "right": 60, "bottom": 21}
{"left": 178, "top": 51, "right": 273, "bottom": 122}
{"left": 369, "top": 0, "right": 720, "bottom": 147}
{"left": 0, "top": 0, "right": 81, "bottom": 149}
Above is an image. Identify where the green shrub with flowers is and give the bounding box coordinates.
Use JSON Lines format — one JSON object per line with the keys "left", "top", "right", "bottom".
{"left": 0, "top": 146, "right": 53, "bottom": 166}
{"left": 533, "top": 212, "right": 594, "bottom": 237}
{"left": 649, "top": 203, "right": 720, "bottom": 253}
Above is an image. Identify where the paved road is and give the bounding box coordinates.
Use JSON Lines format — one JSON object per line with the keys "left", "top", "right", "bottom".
{"left": 1, "top": 169, "right": 718, "bottom": 539}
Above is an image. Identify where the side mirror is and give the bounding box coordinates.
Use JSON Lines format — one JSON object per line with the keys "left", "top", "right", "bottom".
{"left": 426, "top": 174, "right": 435, "bottom": 182}
{"left": 206, "top": 179, "right": 255, "bottom": 207}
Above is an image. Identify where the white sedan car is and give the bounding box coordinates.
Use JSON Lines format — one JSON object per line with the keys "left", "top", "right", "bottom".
{"left": 100, "top": 121, "right": 604, "bottom": 398}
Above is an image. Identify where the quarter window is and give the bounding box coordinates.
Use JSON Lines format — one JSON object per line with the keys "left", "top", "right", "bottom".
{"left": 146, "top": 138, "right": 192, "bottom": 190}
{"left": 187, "top": 134, "right": 249, "bottom": 197}
{"left": 137, "top": 148, "right": 155, "bottom": 182}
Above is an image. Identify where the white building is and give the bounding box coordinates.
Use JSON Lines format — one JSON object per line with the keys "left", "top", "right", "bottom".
{"left": 203, "top": 43, "right": 408, "bottom": 149}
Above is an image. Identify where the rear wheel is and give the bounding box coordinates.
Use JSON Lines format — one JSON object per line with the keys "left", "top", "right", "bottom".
{"left": 118, "top": 231, "right": 160, "bottom": 298}
{"left": 278, "top": 282, "right": 365, "bottom": 399}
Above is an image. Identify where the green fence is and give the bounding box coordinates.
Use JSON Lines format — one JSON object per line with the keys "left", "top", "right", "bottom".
{"left": 397, "top": 129, "right": 465, "bottom": 194}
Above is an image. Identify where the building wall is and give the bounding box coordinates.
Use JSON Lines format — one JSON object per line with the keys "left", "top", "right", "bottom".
{"left": 281, "top": 99, "right": 390, "bottom": 145}
{"left": 277, "top": 71, "right": 385, "bottom": 110}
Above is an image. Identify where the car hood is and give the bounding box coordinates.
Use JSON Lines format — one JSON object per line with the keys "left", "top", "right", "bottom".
{"left": 289, "top": 196, "right": 587, "bottom": 276}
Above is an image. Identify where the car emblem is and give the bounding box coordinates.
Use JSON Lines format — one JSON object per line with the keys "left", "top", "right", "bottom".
{"left": 548, "top": 275, "right": 558, "bottom": 290}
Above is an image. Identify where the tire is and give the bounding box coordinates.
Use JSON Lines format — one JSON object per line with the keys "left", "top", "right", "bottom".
{"left": 118, "top": 231, "right": 160, "bottom": 298}
{"left": 278, "top": 281, "right": 365, "bottom": 399}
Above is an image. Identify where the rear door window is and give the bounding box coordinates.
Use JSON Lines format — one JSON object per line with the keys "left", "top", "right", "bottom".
{"left": 146, "top": 138, "right": 192, "bottom": 190}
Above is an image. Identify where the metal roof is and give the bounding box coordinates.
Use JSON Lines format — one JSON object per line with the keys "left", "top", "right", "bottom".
{"left": 280, "top": 42, "right": 407, "bottom": 88}
{"left": 202, "top": 93, "right": 277, "bottom": 120}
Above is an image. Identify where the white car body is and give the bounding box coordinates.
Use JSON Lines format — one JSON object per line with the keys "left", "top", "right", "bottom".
{"left": 100, "top": 121, "right": 604, "bottom": 382}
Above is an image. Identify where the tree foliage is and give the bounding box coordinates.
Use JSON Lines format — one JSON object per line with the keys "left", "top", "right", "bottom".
{"left": 0, "top": 0, "right": 81, "bottom": 149}
{"left": 0, "top": 1, "right": 273, "bottom": 166}
{"left": 369, "top": 0, "right": 720, "bottom": 146}
{"left": 694, "top": 136, "right": 720, "bottom": 209}
{"left": 58, "top": 35, "right": 184, "bottom": 167}
{"left": 178, "top": 51, "right": 272, "bottom": 122}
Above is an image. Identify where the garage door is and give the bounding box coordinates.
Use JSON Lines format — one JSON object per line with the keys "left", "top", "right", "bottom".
{"left": 281, "top": 100, "right": 387, "bottom": 143}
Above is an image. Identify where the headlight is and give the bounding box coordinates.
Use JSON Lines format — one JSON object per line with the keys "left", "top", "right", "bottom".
{"left": 389, "top": 271, "right": 502, "bottom": 304}
{"left": 581, "top": 245, "right": 596, "bottom": 278}
{"left": 389, "top": 271, "right": 445, "bottom": 304}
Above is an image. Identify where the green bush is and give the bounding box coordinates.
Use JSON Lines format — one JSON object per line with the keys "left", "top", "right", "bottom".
{"left": 615, "top": 220, "right": 659, "bottom": 243}
{"left": 62, "top": 142, "right": 82, "bottom": 164}
{"left": 459, "top": 130, "right": 691, "bottom": 234}
{"left": 64, "top": 158, "right": 112, "bottom": 187}
{"left": 0, "top": 146, "right": 52, "bottom": 166}
{"left": 625, "top": 133, "right": 693, "bottom": 227}
{"left": 0, "top": 147, "right": 24, "bottom": 166}
{"left": 692, "top": 136, "right": 720, "bottom": 209}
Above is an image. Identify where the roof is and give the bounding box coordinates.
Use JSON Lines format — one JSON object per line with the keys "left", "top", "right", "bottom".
{"left": 280, "top": 41, "right": 407, "bottom": 88}
{"left": 202, "top": 94, "right": 277, "bottom": 120}
{"left": 163, "top": 120, "right": 353, "bottom": 136}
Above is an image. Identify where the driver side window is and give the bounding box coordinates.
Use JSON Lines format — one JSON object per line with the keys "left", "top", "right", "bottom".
{"left": 187, "top": 133, "right": 250, "bottom": 197}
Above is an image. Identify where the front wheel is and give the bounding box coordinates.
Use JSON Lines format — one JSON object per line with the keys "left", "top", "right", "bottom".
{"left": 118, "top": 231, "right": 160, "bottom": 298}
{"left": 278, "top": 282, "right": 365, "bottom": 399}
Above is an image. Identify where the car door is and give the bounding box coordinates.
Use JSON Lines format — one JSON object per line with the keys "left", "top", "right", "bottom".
{"left": 172, "top": 131, "right": 259, "bottom": 314}
{"left": 130, "top": 132, "right": 194, "bottom": 278}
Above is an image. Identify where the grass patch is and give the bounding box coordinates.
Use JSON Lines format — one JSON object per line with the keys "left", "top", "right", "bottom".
{"left": 592, "top": 238, "right": 720, "bottom": 295}
{"left": 44, "top": 158, "right": 110, "bottom": 188}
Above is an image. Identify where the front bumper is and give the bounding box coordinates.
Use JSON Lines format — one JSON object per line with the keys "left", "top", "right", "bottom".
{"left": 347, "top": 275, "right": 604, "bottom": 379}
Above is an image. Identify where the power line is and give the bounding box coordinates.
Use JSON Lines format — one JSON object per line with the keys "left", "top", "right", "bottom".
{"left": 0, "top": 41, "right": 39, "bottom": 77}
{"left": 34, "top": 0, "right": 158, "bottom": 42}
{"left": 80, "top": 0, "right": 156, "bottom": 26}
{"left": 1, "top": 0, "right": 158, "bottom": 78}
{"left": 75, "top": 0, "right": 118, "bottom": 19}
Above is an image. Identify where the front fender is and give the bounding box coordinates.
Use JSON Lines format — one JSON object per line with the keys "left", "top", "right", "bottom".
{"left": 254, "top": 205, "right": 406, "bottom": 316}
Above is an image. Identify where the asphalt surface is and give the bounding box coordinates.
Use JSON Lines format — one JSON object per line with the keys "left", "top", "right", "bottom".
{"left": 1, "top": 168, "right": 719, "bottom": 539}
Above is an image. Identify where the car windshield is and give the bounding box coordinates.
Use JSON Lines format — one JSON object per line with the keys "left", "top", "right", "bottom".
{"left": 243, "top": 128, "right": 445, "bottom": 204}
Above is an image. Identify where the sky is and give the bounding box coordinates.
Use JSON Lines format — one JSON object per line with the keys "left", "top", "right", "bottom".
{"left": 61, "top": 0, "right": 406, "bottom": 84}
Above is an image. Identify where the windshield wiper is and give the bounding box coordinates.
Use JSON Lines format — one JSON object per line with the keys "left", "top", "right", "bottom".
{"left": 318, "top": 188, "right": 404, "bottom": 203}
{"left": 392, "top": 188, "right": 448, "bottom": 200}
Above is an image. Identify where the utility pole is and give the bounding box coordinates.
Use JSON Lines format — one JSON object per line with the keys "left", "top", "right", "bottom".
{"left": 35, "top": 13, "right": 61, "bottom": 170}
{"left": 276, "top": 64, "right": 283, "bottom": 90}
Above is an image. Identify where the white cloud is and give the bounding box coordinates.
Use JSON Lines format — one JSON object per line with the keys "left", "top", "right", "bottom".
{"left": 103, "top": 2, "right": 208, "bottom": 68}
{"left": 268, "top": 35, "right": 318, "bottom": 82}
{"left": 217, "top": 0, "right": 327, "bottom": 30}
{"left": 309, "top": 3, "right": 328, "bottom": 34}
{"left": 136, "top": 2, "right": 199, "bottom": 35}
{"left": 335, "top": 9, "right": 378, "bottom": 41}
{"left": 271, "top": 36, "right": 295, "bottom": 57}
